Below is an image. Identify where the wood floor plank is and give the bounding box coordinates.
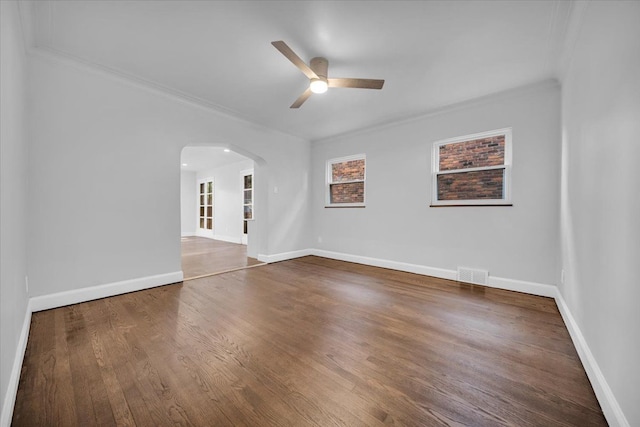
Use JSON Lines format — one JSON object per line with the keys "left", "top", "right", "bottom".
{"left": 13, "top": 256, "right": 607, "bottom": 426}
{"left": 65, "top": 304, "right": 118, "bottom": 426}
{"left": 181, "top": 236, "right": 262, "bottom": 279}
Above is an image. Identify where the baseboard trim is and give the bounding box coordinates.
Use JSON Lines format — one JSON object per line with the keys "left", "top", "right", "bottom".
{"left": 213, "top": 235, "right": 242, "bottom": 244}
{"left": 487, "top": 275, "right": 557, "bottom": 298}
{"left": 5, "top": 252, "right": 624, "bottom": 426}
{"left": 1, "top": 271, "right": 184, "bottom": 424}
{"left": 194, "top": 231, "right": 214, "bottom": 239}
{"left": 311, "top": 249, "right": 458, "bottom": 281}
{"left": 304, "top": 249, "right": 624, "bottom": 423}
{"left": 180, "top": 232, "right": 195, "bottom": 237}
{"left": 554, "top": 291, "right": 629, "bottom": 427}
{"left": 260, "top": 248, "right": 557, "bottom": 299}
{"left": 257, "top": 249, "right": 313, "bottom": 263}
{"left": 310, "top": 249, "right": 558, "bottom": 299}
{"left": 1, "top": 301, "right": 32, "bottom": 427}
{"left": 29, "top": 271, "right": 184, "bottom": 312}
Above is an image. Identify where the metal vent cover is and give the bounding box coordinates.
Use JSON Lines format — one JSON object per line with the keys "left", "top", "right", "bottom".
{"left": 457, "top": 267, "right": 488, "bottom": 285}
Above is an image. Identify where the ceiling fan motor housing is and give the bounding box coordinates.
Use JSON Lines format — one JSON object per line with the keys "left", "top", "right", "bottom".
{"left": 310, "top": 57, "right": 329, "bottom": 81}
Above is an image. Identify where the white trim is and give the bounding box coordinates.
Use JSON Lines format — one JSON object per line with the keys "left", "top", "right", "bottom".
{"left": 195, "top": 229, "right": 214, "bottom": 238}
{"left": 324, "top": 203, "right": 366, "bottom": 208}
{"left": 2, "top": 250, "right": 626, "bottom": 426}
{"left": 432, "top": 128, "right": 512, "bottom": 206}
{"left": 181, "top": 232, "right": 196, "bottom": 237}
{"left": 26, "top": 46, "right": 306, "bottom": 142}
{"left": 29, "top": 271, "right": 184, "bottom": 313}
{"left": 311, "top": 249, "right": 556, "bottom": 298}
{"left": 192, "top": 234, "right": 215, "bottom": 240}
{"left": 326, "top": 154, "right": 366, "bottom": 207}
{"left": 1, "top": 271, "right": 182, "bottom": 424}
{"left": 257, "top": 249, "right": 313, "bottom": 263}
{"left": 308, "top": 249, "right": 625, "bottom": 425}
{"left": 312, "top": 249, "right": 458, "bottom": 281}
{"left": 554, "top": 291, "right": 630, "bottom": 427}
{"left": 432, "top": 199, "right": 512, "bottom": 207}
{"left": 213, "top": 235, "right": 242, "bottom": 244}
{"left": 313, "top": 79, "right": 559, "bottom": 144}
{"left": 435, "top": 164, "right": 506, "bottom": 175}
{"left": 259, "top": 248, "right": 557, "bottom": 298}
{"left": 1, "top": 302, "right": 32, "bottom": 427}
{"left": 488, "top": 275, "right": 557, "bottom": 298}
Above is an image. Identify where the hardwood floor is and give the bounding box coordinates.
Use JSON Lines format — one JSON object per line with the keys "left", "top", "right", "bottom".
{"left": 181, "top": 236, "right": 262, "bottom": 279}
{"left": 13, "top": 256, "right": 606, "bottom": 426}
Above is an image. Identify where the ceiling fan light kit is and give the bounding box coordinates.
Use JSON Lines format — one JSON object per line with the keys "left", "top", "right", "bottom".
{"left": 271, "top": 40, "right": 385, "bottom": 108}
{"left": 310, "top": 78, "right": 328, "bottom": 94}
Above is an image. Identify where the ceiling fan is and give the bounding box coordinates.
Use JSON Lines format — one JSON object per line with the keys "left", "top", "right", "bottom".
{"left": 271, "top": 40, "right": 385, "bottom": 108}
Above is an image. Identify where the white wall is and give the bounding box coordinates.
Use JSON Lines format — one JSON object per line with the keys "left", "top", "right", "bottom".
{"left": 312, "top": 81, "right": 560, "bottom": 286}
{"left": 180, "top": 170, "right": 197, "bottom": 236}
{"left": 7, "top": 4, "right": 637, "bottom": 425}
{"left": 559, "top": 2, "right": 640, "bottom": 425}
{"left": 0, "top": 1, "right": 30, "bottom": 422}
{"left": 196, "top": 159, "right": 253, "bottom": 244}
{"left": 26, "top": 49, "right": 312, "bottom": 298}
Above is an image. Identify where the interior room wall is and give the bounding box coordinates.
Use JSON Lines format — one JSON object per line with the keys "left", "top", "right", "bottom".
{"left": 0, "top": 1, "right": 30, "bottom": 421}
{"left": 180, "top": 170, "right": 197, "bottom": 236}
{"left": 559, "top": 2, "right": 640, "bottom": 425}
{"left": 6, "top": 3, "right": 637, "bottom": 425}
{"left": 311, "top": 81, "right": 561, "bottom": 286}
{"left": 26, "top": 50, "right": 311, "bottom": 299}
{"left": 196, "top": 159, "right": 253, "bottom": 244}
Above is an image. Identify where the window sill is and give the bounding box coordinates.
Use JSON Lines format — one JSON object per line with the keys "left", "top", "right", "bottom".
{"left": 325, "top": 205, "right": 366, "bottom": 209}
{"left": 430, "top": 204, "right": 513, "bottom": 207}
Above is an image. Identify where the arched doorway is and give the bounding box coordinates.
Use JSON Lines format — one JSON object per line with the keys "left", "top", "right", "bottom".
{"left": 179, "top": 145, "right": 266, "bottom": 279}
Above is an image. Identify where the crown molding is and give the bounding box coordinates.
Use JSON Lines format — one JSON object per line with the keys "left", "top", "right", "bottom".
{"left": 313, "top": 78, "right": 560, "bottom": 145}
{"left": 28, "top": 45, "right": 308, "bottom": 144}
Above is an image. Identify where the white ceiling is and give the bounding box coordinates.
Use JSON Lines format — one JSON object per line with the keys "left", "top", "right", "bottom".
{"left": 26, "top": 1, "right": 572, "bottom": 142}
{"left": 181, "top": 146, "right": 250, "bottom": 172}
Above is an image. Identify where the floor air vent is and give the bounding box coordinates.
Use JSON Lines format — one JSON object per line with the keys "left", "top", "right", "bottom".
{"left": 457, "top": 267, "right": 488, "bottom": 285}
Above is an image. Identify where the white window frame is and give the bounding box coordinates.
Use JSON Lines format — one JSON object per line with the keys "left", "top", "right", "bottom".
{"left": 431, "top": 128, "right": 512, "bottom": 206}
{"left": 326, "top": 154, "right": 366, "bottom": 207}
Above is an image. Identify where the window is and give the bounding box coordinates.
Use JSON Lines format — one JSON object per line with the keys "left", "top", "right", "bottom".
{"left": 242, "top": 170, "right": 253, "bottom": 236}
{"left": 432, "top": 128, "right": 512, "bottom": 206}
{"left": 326, "top": 155, "right": 366, "bottom": 207}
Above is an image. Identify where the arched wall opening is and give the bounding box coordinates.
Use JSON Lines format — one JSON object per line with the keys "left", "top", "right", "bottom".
{"left": 179, "top": 143, "right": 268, "bottom": 275}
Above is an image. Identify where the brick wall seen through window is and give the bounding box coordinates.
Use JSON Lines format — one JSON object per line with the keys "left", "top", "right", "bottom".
{"left": 328, "top": 156, "right": 365, "bottom": 205}
{"left": 432, "top": 129, "right": 511, "bottom": 206}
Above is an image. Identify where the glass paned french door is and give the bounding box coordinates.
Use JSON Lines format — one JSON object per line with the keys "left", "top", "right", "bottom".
{"left": 243, "top": 174, "right": 253, "bottom": 220}
{"left": 198, "top": 178, "right": 213, "bottom": 236}
{"left": 242, "top": 171, "right": 253, "bottom": 245}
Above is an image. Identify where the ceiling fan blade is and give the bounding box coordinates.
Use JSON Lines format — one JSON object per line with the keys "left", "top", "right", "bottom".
{"left": 290, "top": 88, "right": 313, "bottom": 109}
{"left": 271, "top": 41, "right": 318, "bottom": 80}
{"left": 328, "top": 78, "right": 385, "bottom": 89}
